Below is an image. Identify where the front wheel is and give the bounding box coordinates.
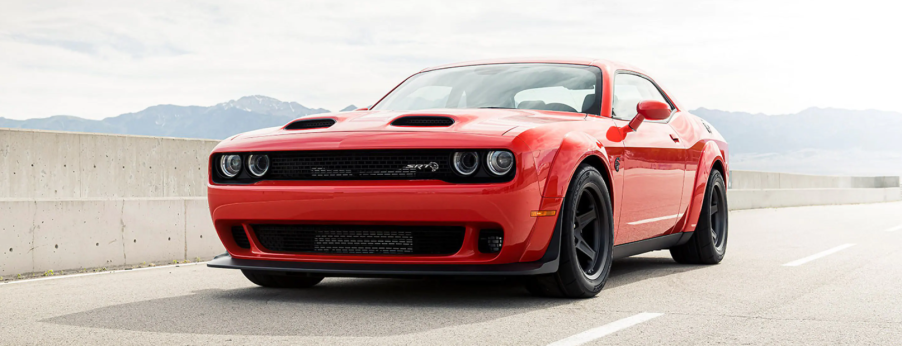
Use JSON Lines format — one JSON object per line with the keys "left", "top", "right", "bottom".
{"left": 242, "top": 270, "right": 324, "bottom": 288}
{"left": 670, "top": 169, "right": 728, "bottom": 264}
{"left": 525, "top": 164, "right": 614, "bottom": 298}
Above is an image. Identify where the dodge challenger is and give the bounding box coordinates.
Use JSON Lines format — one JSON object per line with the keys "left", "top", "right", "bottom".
{"left": 206, "top": 58, "right": 729, "bottom": 298}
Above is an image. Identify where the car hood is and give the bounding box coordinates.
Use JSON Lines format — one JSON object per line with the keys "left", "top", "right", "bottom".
{"left": 241, "top": 109, "right": 586, "bottom": 139}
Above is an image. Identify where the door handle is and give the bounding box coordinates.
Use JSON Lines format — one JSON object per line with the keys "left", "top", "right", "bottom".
{"left": 670, "top": 134, "right": 680, "bottom": 142}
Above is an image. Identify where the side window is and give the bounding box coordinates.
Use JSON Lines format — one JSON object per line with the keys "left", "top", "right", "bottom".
{"left": 612, "top": 73, "right": 671, "bottom": 120}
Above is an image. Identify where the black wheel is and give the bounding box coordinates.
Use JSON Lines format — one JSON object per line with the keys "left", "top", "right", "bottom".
{"left": 525, "top": 164, "right": 614, "bottom": 298}
{"left": 241, "top": 270, "right": 324, "bottom": 288}
{"left": 670, "top": 169, "right": 728, "bottom": 264}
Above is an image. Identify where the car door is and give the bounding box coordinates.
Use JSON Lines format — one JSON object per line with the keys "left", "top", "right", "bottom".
{"left": 611, "top": 73, "right": 687, "bottom": 244}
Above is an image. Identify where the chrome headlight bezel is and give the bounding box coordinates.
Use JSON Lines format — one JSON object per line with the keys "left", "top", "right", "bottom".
{"left": 247, "top": 154, "right": 270, "bottom": 177}
{"left": 219, "top": 154, "right": 242, "bottom": 178}
{"left": 452, "top": 151, "right": 479, "bottom": 176}
{"left": 486, "top": 150, "right": 514, "bottom": 176}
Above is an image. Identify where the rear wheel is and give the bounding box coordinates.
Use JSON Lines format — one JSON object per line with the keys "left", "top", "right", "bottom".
{"left": 242, "top": 270, "right": 324, "bottom": 288}
{"left": 525, "top": 164, "right": 614, "bottom": 298}
{"left": 670, "top": 169, "right": 728, "bottom": 264}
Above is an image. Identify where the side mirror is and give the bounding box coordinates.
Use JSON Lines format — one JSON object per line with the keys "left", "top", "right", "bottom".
{"left": 626, "top": 100, "right": 671, "bottom": 131}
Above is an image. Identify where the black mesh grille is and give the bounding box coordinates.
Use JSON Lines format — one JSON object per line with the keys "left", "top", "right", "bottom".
{"left": 252, "top": 224, "right": 466, "bottom": 255}
{"left": 391, "top": 116, "right": 454, "bottom": 127}
{"left": 232, "top": 226, "right": 251, "bottom": 249}
{"left": 268, "top": 150, "right": 453, "bottom": 180}
{"left": 285, "top": 118, "right": 336, "bottom": 130}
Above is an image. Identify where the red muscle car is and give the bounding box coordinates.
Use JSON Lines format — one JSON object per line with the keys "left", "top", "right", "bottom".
{"left": 206, "top": 58, "right": 729, "bottom": 298}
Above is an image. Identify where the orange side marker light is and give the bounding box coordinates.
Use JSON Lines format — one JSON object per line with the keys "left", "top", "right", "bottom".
{"left": 530, "top": 210, "right": 557, "bottom": 217}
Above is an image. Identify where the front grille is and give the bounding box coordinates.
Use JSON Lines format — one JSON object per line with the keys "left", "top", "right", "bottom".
{"left": 251, "top": 224, "right": 466, "bottom": 255}
{"left": 268, "top": 150, "right": 453, "bottom": 180}
{"left": 391, "top": 116, "right": 454, "bottom": 127}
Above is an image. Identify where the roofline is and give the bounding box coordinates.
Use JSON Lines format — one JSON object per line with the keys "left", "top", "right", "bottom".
{"left": 421, "top": 57, "right": 602, "bottom": 72}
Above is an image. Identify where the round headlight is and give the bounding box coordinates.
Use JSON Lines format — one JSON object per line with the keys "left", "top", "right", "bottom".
{"left": 452, "top": 151, "right": 479, "bottom": 176}
{"left": 220, "top": 154, "right": 242, "bottom": 178}
{"left": 486, "top": 151, "right": 514, "bottom": 176}
{"left": 247, "top": 154, "right": 270, "bottom": 177}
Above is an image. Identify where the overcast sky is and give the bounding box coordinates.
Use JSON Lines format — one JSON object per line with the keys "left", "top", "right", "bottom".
{"left": 1, "top": 0, "right": 900, "bottom": 120}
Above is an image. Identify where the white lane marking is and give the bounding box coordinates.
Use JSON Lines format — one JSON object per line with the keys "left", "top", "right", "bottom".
{"left": 627, "top": 214, "right": 680, "bottom": 225}
{"left": 547, "top": 312, "right": 663, "bottom": 346}
{"left": 885, "top": 224, "right": 902, "bottom": 232}
{"left": 0, "top": 262, "right": 208, "bottom": 286}
{"left": 782, "top": 244, "right": 855, "bottom": 267}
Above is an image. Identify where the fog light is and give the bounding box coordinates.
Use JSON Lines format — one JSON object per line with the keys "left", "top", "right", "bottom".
{"left": 478, "top": 229, "right": 503, "bottom": 254}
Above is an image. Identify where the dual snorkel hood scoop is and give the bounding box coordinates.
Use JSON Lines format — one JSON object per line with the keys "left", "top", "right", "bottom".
{"left": 284, "top": 118, "right": 336, "bottom": 130}
{"left": 391, "top": 116, "right": 455, "bottom": 127}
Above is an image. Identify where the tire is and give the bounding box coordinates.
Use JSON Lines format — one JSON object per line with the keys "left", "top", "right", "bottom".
{"left": 670, "top": 169, "right": 728, "bottom": 264}
{"left": 241, "top": 270, "right": 324, "bottom": 288}
{"left": 525, "top": 164, "right": 614, "bottom": 298}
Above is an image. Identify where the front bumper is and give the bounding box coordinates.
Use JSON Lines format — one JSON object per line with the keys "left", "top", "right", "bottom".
{"left": 207, "top": 152, "right": 564, "bottom": 267}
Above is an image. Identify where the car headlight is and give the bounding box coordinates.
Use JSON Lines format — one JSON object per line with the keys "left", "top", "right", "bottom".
{"left": 486, "top": 150, "right": 514, "bottom": 176}
{"left": 219, "top": 154, "right": 242, "bottom": 178}
{"left": 452, "top": 151, "right": 479, "bottom": 176}
{"left": 247, "top": 154, "right": 270, "bottom": 177}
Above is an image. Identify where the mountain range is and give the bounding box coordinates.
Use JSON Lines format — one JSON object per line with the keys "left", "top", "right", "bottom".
{"left": 2, "top": 97, "right": 900, "bottom": 176}
{"left": 0, "top": 95, "right": 353, "bottom": 140}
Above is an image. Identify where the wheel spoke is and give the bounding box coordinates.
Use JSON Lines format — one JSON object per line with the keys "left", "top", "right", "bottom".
{"left": 575, "top": 239, "right": 597, "bottom": 261}
{"left": 576, "top": 208, "right": 596, "bottom": 228}
{"left": 710, "top": 202, "right": 718, "bottom": 215}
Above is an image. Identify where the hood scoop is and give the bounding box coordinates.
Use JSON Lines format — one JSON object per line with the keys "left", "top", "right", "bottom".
{"left": 285, "top": 118, "right": 336, "bottom": 130}
{"left": 391, "top": 116, "right": 454, "bottom": 127}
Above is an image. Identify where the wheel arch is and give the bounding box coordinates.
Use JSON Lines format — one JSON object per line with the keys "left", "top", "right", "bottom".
{"left": 680, "top": 140, "right": 728, "bottom": 234}
{"left": 577, "top": 154, "right": 615, "bottom": 213}
{"left": 540, "top": 132, "right": 614, "bottom": 201}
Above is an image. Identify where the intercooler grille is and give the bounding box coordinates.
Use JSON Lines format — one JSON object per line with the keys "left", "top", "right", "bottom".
{"left": 267, "top": 150, "right": 453, "bottom": 180}
{"left": 251, "top": 224, "right": 466, "bottom": 255}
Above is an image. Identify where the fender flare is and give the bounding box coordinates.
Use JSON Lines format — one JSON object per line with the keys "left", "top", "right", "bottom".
{"left": 680, "top": 140, "right": 727, "bottom": 234}
{"left": 521, "top": 131, "right": 613, "bottom": 263}
{"left": 540, "top": 132, "right": 612, "bottom": 198}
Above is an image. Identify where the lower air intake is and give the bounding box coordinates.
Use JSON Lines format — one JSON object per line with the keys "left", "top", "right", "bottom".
{"left": 232, "top": 226, "right": 251, "bottom": 249}
{"left": 251, "top": 224, "right": 466, "bottom": 255}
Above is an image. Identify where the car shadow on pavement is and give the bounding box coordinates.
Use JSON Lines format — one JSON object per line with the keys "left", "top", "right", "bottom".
{"left": 42, "top": 254, "right": 703, "bottom": 337}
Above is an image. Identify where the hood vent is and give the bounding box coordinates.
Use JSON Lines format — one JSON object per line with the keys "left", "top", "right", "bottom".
{"left": 391, "top": 116, "right": 454, "bottom": 127}
{"left": 285, "top": 118, "right": 336, "bottom": 130}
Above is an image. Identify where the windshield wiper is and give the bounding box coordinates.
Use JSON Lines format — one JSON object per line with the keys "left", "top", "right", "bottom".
{"left": 478, "top": 107, "right": 514, "bottom": 109}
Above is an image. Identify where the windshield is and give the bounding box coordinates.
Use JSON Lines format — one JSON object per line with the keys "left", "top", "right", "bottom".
{"left": 372, "top": 63, "right": 601, "bottom": 115}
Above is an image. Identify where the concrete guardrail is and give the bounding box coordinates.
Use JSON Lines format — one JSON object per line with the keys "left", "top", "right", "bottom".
{"left": 1, "top": 128, "right": 900, "bottom": 277}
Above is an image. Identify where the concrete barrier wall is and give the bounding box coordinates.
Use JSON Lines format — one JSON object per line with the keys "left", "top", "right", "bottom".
{"left": 730, "top": 170, "right": 900, "bottom": 189}
{"left": 728, "top": 188, "right": 902, "bottom": 210}
{"left": 0, "top": 198, "right": 222, "bottom": 276}
{"left": 0, "top": 128, "right": 218, "bottom": 199}
{"left": 1, "top": 128, "right": 222, "bottom": 277}
{"left": 2, "top": 128, "right": 901, "bottom": 276}
{"left": 728, "top": 170, "right": 901, "bottom": 210}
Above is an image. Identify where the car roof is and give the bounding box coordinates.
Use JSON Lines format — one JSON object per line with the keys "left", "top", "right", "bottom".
{"left": 420, "top": 57, "right": 647, "bottom": 75}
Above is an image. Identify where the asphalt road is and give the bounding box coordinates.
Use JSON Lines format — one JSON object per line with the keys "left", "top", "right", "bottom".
{"left": 3, "top": 202, "right": 902, "bottom": 346}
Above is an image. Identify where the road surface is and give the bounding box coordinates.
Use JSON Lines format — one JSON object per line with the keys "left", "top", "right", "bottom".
{"left": 3, "top": 202, "right": 902, "bottom": 345}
